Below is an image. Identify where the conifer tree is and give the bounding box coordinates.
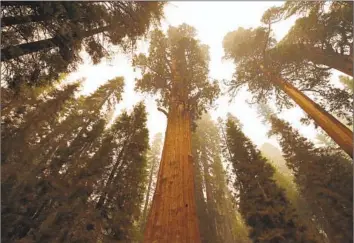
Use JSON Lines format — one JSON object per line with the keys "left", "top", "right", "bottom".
{"left": 2, "top": 82, "right": 80, "bottom": 165}
{"left": 268, "top": 116, "right": 353, "bottom": 243}
{"left": 193, "top": 114, "right": 251, "bottom": 243}
{"left": 133, "top": 24, "right": 220, "bottom": 242}
{"left": 223, "top": 26, "right": 353, "bottom": 157}
{"left": 224, "top": 114, "right": 318, "bottom": 243}
{"left": 274, "top": 1, "right": 353, "bottom": 77}
{"left": 1, "top": 77, "right": 127, "bottom": 242}
{"left": 1, "top": 2, "right": 165, "bottom": 90}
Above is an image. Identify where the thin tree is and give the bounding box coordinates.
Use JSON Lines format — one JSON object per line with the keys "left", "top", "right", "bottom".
{"left": 140, "top": 133, "right": 163, "bottom": 232}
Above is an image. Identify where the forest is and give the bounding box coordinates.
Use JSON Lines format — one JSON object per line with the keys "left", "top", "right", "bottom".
{"left": 1, "top": 1, "right": 353, "bottom": 243}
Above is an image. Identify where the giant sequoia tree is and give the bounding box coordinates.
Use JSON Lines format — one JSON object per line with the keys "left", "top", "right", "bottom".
{"left": 268, "top": 115, "right": 353, "bottom": 243}
{"left": 133, "top": 24, "right": 220, "bottom": 242}
{"left": 223, "top": 115, "right": 318, "bottom": 243}
{"left": 1, "top": 2, "right": 165, "bottom": 89}
{"left": 223, "top": 25, "right": 353, "bottom": 157}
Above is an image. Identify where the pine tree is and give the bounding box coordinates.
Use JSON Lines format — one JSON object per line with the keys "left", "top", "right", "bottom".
{"left": 269, "top": 116, "right": 353, "bottom": 243}
{"left": 133, "top": 24, "right": 220, "bottom": 242}
{"left": 260, "top": 143, "right": 328, "bottom": 243}
{"left": 223, "top": 26, "right": 353, "bottom": 157}
{"left": 1, "top": 77, "right": 126, "bottom": 242}
{"left": 1, "top": 2, "right": 165, "bottom": 90}
{"left": 92, "top": 102, "right": 150, "bottom": 242}
{"left": 2, "top": 82, "right": 80, "bottom": 165}
{"left": 224, "top": 114, "right": 318, "bottom": 243}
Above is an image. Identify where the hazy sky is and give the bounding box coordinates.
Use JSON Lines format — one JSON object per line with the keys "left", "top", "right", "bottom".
{"left": 65, "top": 2, "right": 339, "bottom": 148}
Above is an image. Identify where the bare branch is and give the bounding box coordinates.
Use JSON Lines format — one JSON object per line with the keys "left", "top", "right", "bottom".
{"left": 157, "top": 107, "right": 168, "bottom": 117}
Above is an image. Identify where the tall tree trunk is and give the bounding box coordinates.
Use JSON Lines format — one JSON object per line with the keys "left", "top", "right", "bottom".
{"left": 273, "top": 76, "right": 353, "bottom": 157}
{"left": 143, "top": 101, "right": 201, "bottom": 243}
{"left": 1, "top": 25, "right": 111, "bottom": 62}
{"left": 140, "top": 157, "right": 157, "bottom": 232}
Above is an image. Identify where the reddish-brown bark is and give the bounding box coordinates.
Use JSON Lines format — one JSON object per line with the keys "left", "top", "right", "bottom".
{"left": 273, "top": 76, "right": 353, "bottom": 158}
{"left": 143, "top": 100, "right": 201, "bottom": 243}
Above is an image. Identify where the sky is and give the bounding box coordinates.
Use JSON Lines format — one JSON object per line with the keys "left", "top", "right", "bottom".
{"left": 65, "top": 1, "right": 341, "bottom": 149}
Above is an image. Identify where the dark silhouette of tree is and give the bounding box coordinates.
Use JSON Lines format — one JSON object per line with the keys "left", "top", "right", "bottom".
{"left": 1, "top": 2, "right": 165, "bottom": 90}
{"left": 268, "top": 115, "right": 353, "bottom": 243}
{"left": 223, "top": 114, "right": 319, "bottom": 243}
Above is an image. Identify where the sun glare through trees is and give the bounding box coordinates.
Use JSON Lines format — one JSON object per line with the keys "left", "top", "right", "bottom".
{"left": 1, "top": 1, "right": 353, "bottom": 243}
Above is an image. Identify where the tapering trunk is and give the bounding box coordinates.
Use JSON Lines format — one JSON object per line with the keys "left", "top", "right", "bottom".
{"left": 1, "top": 25, "right": 111, "bottom": 62}
{"left": 143, "top": 101, "right": 201, "bottom": 243}
{"left": 140, "top": 158, "right": 157, "bottom": 231}
{"left": 274, "top": 76, "right": 353, "bottom": 157}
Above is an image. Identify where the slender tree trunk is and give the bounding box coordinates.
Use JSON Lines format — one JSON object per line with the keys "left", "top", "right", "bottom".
{"left": 143, "top": 101, "right": 201, "bottom": 243}
{"left": 1, "top": 25, "right": 111, "bottom": 62}
{"left": 273, "top": 76, "right": 353, "bottom": 157}
{"left": 140, "top": 157, "right": 157, "bottom": 231}
{"left": 193, "top": 154, "right": 210, "bottom": 243}
{"left": 95, "top": 144, "right": 126, "bottom": 209}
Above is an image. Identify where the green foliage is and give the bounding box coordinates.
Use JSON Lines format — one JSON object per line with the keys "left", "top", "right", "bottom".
{"left": 269, "top": 115, "right": 353, "bottom": 243}
{"left": 224, "top": 114, "right": 318, "bottom": 243}
{"left": 1, "top": 74, "right": 151, "bottom": 242}
{"left": 1, "top": 2, "right": 165, "bottom": 90}
{"left": 260, "top": 143, "right": 328, "bottom": 243}
{"left": 133, "top": 24, "right": 220, "bottom": 120}
{"left": 223, "top": 2, "right": 353, "bottom": 123}
{"left": 339, "top": 75, "right": 354, "bottom": 94}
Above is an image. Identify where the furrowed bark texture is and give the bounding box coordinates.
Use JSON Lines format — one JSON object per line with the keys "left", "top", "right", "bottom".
{"left": 275, "top": 77, "right": 353, "bottom": 158}
{"left": 143, "top": 101, "right": 201, "bottom": 243}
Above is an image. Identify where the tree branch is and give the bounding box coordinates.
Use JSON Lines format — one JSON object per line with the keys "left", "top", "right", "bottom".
{"left": 157, "top": 107, "right": 168, "bottom": 117}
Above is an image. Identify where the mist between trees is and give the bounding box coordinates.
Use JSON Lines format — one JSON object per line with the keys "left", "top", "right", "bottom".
{"left": 1, "top": 1, "right": 353, "bottom": 243}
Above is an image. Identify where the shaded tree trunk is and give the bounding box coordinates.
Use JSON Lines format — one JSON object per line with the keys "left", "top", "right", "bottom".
{"left": 1, "top": 25, "right": 111, "bottom": 62}
{"left": 143, "top": 100, "right": 201, "bottom": 243}
{"left": 95, "top": 144, "right": 126, "bottom": 210}
{"left": 274, "top": 76, "right": 353, "bottom": 157}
